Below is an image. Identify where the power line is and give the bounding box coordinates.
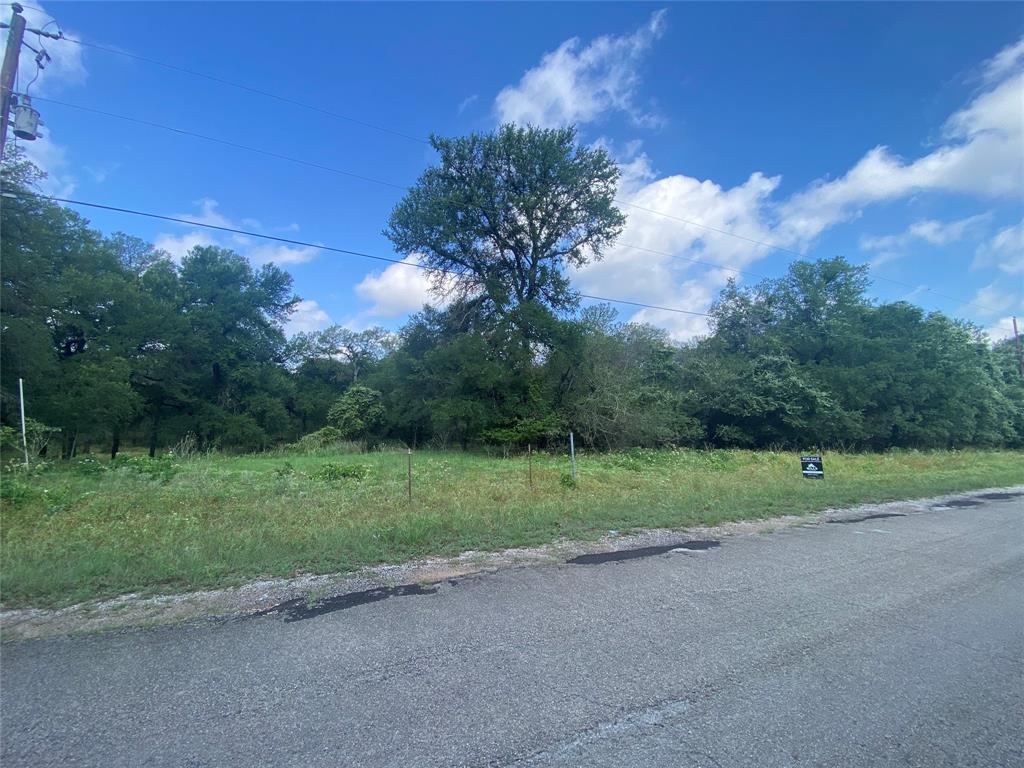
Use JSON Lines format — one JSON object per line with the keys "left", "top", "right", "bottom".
{"left": 57, "top": 34, "right": 429, "bottom": 145}
{"left": 33, "top": 31, "right": 873, "bottom": 262}
{"left": 22, "top": 28, "right": 1011, "bottom": 319}
{"left": 20, "top": 93, "right": 408, "bottom": 191}
{"left": 3, "top": 190, "right": 716, "bottom": 319}
{"left": 27, "top": 92, "right": 1006, "bottom": 318}
{"left": 13, "top": 189, "right": 1014, "bottom": 330}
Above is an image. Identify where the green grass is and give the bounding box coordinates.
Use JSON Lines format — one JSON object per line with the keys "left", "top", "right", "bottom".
{"left": 2, "top": 448, "right": 1022, "bottom": 608}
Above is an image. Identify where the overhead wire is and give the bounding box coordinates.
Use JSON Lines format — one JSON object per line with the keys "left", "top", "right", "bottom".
{"left": 3, "top": 190, "right": 716, "bottom": 319}
{"left": 23, "top": 27, "right": 1016, "bottom": 325}
{"left": 29, "top": 92, "right": 1008, "bottom": 319}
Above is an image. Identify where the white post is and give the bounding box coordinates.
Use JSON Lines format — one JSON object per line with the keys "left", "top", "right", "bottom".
{"left": 18, "top": 377, "right": 29, "bottom": 467}
{"left": 569, "top": 431, "right": 576, "bottom": 481}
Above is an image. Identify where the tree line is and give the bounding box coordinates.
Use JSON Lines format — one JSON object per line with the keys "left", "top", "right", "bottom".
{"left": 1, "top": 127, "right": 1021, "bottom": 458}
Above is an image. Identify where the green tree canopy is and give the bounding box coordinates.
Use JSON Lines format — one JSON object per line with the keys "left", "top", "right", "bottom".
{"left": 385, "top": 124, "right": 625, "bottom": 322}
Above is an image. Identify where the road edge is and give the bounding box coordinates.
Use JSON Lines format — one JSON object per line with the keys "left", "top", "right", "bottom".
{"left": 3, "top": 485, "right": 1021, "bottom": 641}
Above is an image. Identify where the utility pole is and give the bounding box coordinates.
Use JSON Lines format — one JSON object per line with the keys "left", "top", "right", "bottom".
{"left": 1013, "top": 316, "right": 1023, "bottom": 378}
{"left": 0, "top": 3, "right": 27, "bottom": 158}
{"left": 18, "top": 377, "right": 29, "bottom": 467}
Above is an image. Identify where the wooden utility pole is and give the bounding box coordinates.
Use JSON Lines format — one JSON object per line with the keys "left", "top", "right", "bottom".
{"left": 1013, "top": 316, "right": 1023, "bottom": 378}
{"left": 0, "top": 3, "right": 26, "bottom": 158}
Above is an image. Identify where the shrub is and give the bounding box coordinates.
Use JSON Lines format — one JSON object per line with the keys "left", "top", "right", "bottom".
{"left": 310, "top": 462, "right": 369, "bottom": 482}
{"left": 0, "top": 475, "right": 43, "bottom": 506}
{"left": 294, "top": 426, "right": 346, "bottom": 452}
{"left": 71, "top": 456, "right": 108, "bottom": 476}
{"left": 112, "top": 455, "right": 181, "bottom": 483}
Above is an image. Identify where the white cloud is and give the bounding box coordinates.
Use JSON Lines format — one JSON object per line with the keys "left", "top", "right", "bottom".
{"left": 779, "top": 71, "right": 1024, "bottom": 243}
{"left": 974, "top": 221, "right": 1024, "bottom": 275}
{"left": 566, "top": 39, "right": 1024, "bottom": 340}
{"left": 173, "top": 198, "right": 232, "bottom": 228}
{"left": 983, "top": 316, "right": 1018, "bottom": 343}
{"left": 457, "top": 94, "right": 478, "bottom": 115}
{"left": 866, "top": 251, "right": 903, "bottom": 271}
{"left": 286, "top": 299, "right": 332, "bottom": 335}
{"left": 17, "top": 4, "right": 87, "bottom": 96}
{"left": 244, "top": 242, "right": 321, "bottom": 266}
{"left": 354, "top": 255, "right": 444, "bottom": 319}
{"left": 494, "top": 10, "right": 667, "bottom": 128}
{"left": 960, "top": 280, "right": 1022, "bottom": 318}
{"left": 155, "top": 199, "right": 321, "bottom": 265}
{"left": 18, "top": 135, "right": 75, "bottom": 196}
{"left": 859, "top": 213, "right": 991, "bottom": 252}
{"left": 572, "top": 170, "right": 782, "bottom": 341}
{"left": 152, "top": 230, "right": 218, "bottom": 262}
{"left": 982, "top": 36, "right": 1024, "bottom": 83}
{"left": 83, "top": 162, "right": 120, "bottom": 183}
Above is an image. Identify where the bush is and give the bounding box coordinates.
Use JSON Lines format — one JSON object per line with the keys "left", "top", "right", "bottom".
{"left": 294, "top": 426, "right": 346, "bottom": 453}
{"left": 310, "top": 462, "right": 369, "bottom": 482}
{"left": 112, "top": 455, "right": 181, "bottom": 483}
{"left": 0, "top": 475, "right": 43, "bottom": 506}
{"left": 70, "top": 456, "right": 108, "bottom": 476}
{"left": 273, "top": 461, "right": 296, "bottom": 478}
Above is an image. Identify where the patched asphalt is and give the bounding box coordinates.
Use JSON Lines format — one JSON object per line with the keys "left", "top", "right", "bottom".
{"left": 2, "top": 493, "right": 1022, "bottom": 767}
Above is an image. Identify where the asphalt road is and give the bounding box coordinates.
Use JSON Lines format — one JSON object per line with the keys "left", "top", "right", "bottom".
{"left": 2, "top": 492, "right": 1022, "bottom": 767}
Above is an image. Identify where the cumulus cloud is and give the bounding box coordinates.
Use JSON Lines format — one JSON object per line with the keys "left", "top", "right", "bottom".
{"left": 286, "top": 299, "right": 332, "bottom": 335}
{"left": 974, "top": 221, "right": 1024, "bottom": 275}
{"left": 155, "top": 199, "right": 322, "bottom": 265}
{"left": 562, "top": 33, "right": 1024, "bottom": 340}
{"left": 494, "top": 10, "right": 667, "bottom": 128}
{"left": 354, "top": 255, "right": 448, "bottom": 319}
{"left": 152, "top": 229, "right": 218, "bottom": 262}
{"left": 571, "top": 169, "right": 782, "bottom": 340}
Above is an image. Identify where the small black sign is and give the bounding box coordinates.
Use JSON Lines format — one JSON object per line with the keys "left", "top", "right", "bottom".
{"left": 801, "top": 455, "right": 824, "bottom": 479}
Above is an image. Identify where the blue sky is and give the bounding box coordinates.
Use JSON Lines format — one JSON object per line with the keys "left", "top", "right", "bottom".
{"left": 14, "top": 2, "right": 1024, "bottom": 341}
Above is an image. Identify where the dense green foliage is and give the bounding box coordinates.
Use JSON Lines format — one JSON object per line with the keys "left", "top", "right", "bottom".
{"left": 2, "top": 138, "right": 1022, "bottom": 457}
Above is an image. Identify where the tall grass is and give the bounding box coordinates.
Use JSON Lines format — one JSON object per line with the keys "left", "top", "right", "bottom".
{"left": 1, "top": 448, "right": 1021, "bottom": 607}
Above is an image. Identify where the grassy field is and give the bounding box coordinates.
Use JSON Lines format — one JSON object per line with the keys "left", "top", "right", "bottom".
{"left": 1, "top": 447, "right": 1021, "bottom": 608}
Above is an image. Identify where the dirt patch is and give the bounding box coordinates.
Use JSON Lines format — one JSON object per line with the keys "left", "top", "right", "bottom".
{"left": 3, "top": 485, "right": 1020, "bottom": 641}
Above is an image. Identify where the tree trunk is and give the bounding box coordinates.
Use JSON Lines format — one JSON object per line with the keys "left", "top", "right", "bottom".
{"left": 149, "top": 416, "right": 159, "bottom": 458}
{"left": 111, "top": 431, "right": 121, "bottom": 460}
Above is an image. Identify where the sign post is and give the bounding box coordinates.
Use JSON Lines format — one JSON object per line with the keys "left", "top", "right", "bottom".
{"left": 801, "top": 455, "right": 824, "bottom": 480}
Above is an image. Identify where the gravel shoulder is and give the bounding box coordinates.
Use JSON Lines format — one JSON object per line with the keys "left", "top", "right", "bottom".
{"left": 3, "top": 485, "right": 1021, "bottom": 641}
